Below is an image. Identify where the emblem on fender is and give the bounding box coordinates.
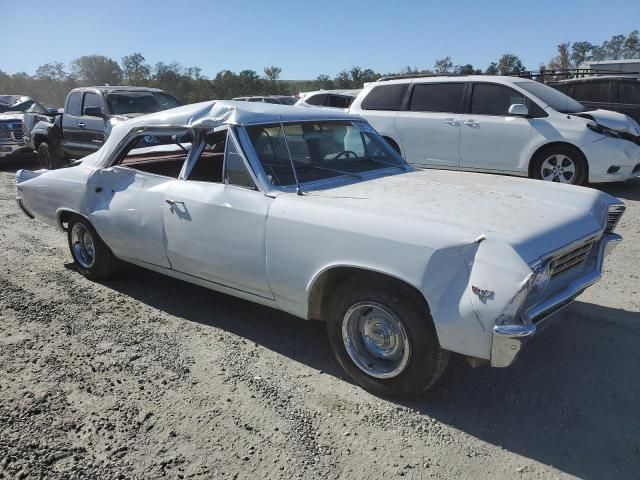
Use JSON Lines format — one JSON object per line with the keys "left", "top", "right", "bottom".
{"left": 472, "top": 286, "right": 494, "bottom": 299}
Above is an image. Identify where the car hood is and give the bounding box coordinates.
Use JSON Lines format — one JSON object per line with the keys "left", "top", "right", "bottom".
{"left": 293, "top": 169, "right": 619, "bottom": 263}
{"left": 575, "top": 109, "right": 640, "bottom": 136}
{"left": 0, "top": 112, "right": 24, "bottom": 122}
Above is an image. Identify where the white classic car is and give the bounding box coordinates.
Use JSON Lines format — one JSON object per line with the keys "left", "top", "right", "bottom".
{"left": 15, "top": 101, "right": 625, "bottom": 397}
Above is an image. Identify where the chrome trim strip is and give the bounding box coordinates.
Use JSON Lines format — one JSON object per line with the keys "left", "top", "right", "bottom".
{"left": 490, "top": 233, "right": 622, "bottom": 368}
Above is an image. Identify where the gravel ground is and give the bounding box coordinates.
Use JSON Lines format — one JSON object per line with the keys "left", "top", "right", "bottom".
{"left": 1, "top": 160, "right": 639, "bottom": 480}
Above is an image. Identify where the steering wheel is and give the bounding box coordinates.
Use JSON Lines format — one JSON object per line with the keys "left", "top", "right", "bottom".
{"left": 334, "top": 150, "right": 358, "bottom": 160}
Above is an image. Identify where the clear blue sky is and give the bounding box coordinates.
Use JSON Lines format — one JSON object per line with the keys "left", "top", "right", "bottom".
{"left": 2, "top": 0, "right": 639, "bottom": 78}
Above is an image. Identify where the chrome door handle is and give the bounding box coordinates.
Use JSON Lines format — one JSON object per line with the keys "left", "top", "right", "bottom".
{"left": 463, "top": 120, "right": 479, "bottom": 127}
{"left": 78, "top": 122, "right": 86, "bottom": 128}
{"left": 444, "top": 118, "right": 458, "bottom": 126}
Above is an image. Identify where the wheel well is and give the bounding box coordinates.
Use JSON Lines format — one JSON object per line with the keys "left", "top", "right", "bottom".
{"left": 527, "top": 142, "right": 588, "bottom": 178}
{"left": 57, "top": 210, "right": 83, "bottom": 231}
{"left": 382, "top": 136, "right": 401, "bottom": 154}
{"left": 308, "top": 267, "right": 429, "bottom": 321}
{"left": 33, "top": 134, "right": 48, "bottom": 150}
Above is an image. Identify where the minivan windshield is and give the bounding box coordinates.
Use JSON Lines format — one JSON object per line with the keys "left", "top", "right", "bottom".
{"left": 517, "top": 81, "right": 587, "bottom": 114}
{"left": 246, "top": 120, "right": 408, "bottom": 187}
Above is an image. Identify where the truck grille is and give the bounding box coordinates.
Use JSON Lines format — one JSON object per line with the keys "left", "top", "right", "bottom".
{"left": 605, "top": 205, "right": 625, "bottom": 233}
{"left": 550, "top": 238, "right": 596, "bottom": 278}
{"left": 0, "top": 122, "right": 24, "bottom": 141}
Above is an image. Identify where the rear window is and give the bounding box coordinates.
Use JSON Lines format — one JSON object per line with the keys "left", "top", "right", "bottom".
{"left": 361, "top": 84, "right": 409, "bottom": 111}
{"left": 66, "top": 92, "right": 82, "bottom": 116}
{"left": 618, "top": 81, "right": 640, "bottom": 104}
{"left": 409, "top": 83, "right": 465, "bottom": 113}
{"left": 573, "top": 81, "right": 610, "bottom": 103}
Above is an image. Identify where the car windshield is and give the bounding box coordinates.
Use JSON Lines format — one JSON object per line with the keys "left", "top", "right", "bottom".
{"left": 275, "top": 97, "right": 296, "bottom": 105}
{"left": 246, "top": 120, "right": 407, "bottom": 187}
{"left": 517, "top": 81, "right": 586, "bottom": 114}
{"left": 106, "top": 91, "right": 182, "bottom": 115}
{"left": 0, "top": 98, "right": 48, "bottom": 114}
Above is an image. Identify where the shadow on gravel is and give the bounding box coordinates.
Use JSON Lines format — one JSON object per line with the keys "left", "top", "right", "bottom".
{"left": 97, "top": 263, "right": 640, "bottom": 479}
{"left": 0, "top": 154, "right": 38, "bottom": 173}
{"left": 413, "top": 301, "right": 640, "bottom": 480}
{"left": 595, "top": 178, "right": 640, "bottom": 201}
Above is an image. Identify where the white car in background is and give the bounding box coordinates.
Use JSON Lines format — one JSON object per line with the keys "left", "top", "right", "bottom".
{"left": 295, "top": 89, "right": 360, "bottom": 109}
{"left": 350, "top": 75, "right": 640, "bottom": 185}
{"left": 15, "top": 101, "right": 625, "bottom": 397}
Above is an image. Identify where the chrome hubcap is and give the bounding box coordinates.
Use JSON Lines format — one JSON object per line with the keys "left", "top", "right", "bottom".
{"left": 540, "top": 154, "right": 576, "bottom": 184}
{"left": 70, "top": 223, "right": 95, "bottom": 269}
{"left": 342, "top": 302, "right": 411, "bottom": 379}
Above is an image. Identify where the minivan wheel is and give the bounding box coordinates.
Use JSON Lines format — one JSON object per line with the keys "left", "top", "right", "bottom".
{"left": 326, "top": 275, "right": 449, "bottom": 398}
{"left": 531, "top": 146, "right": 587, "bottom": 185}
{"left": 67, "top": 216, "right": 118, "bottom": 280}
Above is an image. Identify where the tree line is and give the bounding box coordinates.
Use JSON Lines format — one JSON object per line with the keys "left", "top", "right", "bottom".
{"left": 1, "top": 30, "right": 638, "bottom": 107}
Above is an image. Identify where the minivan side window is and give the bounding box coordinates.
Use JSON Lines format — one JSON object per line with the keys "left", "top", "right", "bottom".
{"left": 306, "top": 93, "right": 327, "bottom": 106}
{"left": 66, "top": 92, "right": 82, "bottom": 116}
{"left": 618, "top": 81, "right": 640, "bottom": 104}
{"left": 573, "top": 81, "right": 610, "bottom": 103}
{"left": 470, "top": 83, "right": 527, "bottom": 116}
{"left": 409, "top": 83, "right": 465, "bottom": 113}
{"left": 361, "top": 84, "right": 409, "bottom": 111}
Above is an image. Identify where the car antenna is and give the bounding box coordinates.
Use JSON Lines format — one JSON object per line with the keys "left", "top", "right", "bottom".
{"left": 279, "top": 115, "right": 303, "bottom": 196}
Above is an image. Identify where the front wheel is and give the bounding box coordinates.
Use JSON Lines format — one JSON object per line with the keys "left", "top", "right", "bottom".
{"left": 37, "top": 141, "right": 62, "bottom": 170}
{"left": 531, "top": 146, "right": 587, "bottom": 185}
{"left": 326, "top": 275, "right": 449, "bottom": 398}
{"left": 67, "top": 216, "right": 118, "bottom": 280}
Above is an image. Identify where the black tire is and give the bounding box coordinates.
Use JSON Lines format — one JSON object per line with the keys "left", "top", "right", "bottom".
{"left": 67, "top": 216, "right": 118, "bottom": 280}
{"left": 530, "top": 145, "right": 588, "bottom": 186}
{"left": 37, "top": 141, "right": 62, "bottom": 170}
{"left": 326, "top": 274, "right": 449, "bottom": 398}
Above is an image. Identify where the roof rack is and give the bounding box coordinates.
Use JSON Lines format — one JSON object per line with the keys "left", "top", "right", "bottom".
{"left": 516, "top": 68, "right": 640, "bottom": 82}
{"left": 376, "top": 73, "right": 469, "bottom": 82}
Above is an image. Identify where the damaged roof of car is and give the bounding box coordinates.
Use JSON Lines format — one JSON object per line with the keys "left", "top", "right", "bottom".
{"left": 121, "top": 99, "right": 359, "bottom": 129}
{"left": 85, "top": 100, "right": 362, "bottom": 166}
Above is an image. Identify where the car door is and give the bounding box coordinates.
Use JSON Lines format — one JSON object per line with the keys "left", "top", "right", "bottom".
{"left": 85, "top": 130, "right": 193, "bottom": 268}
{"left": 394, "top": 82, "right": 465, "bottom": 167}
{"left": 77, "top": 92, "right": 107, "bottom": 154}
{"left": 162, "top": 128, "right": 274, "bottom": 299}
{"left": 61, "top": 91, "right": 84, "bottom": 158}
{"left": 459, "top": 82, "right": 534, "bottom": 173}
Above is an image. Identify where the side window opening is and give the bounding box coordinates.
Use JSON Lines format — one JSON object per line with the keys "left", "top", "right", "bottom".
{"left": 66, "top": 92, "right": 82, "bottom": 117}
{"left": 225, "top": 133, "right": 257, "bottom": 190}
{"left": 115, "top": 131, "right": 192, "bottom": 178}
{"left": 361, "top": 84, "right": 409, "bottom": 111}
{"left": 186, "top": 130, "right": 226, "bottom": 183}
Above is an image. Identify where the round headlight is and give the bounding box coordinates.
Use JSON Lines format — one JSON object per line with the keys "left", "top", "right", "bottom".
{"left": 533, "top": 261, "right": 552, "bottom": 291}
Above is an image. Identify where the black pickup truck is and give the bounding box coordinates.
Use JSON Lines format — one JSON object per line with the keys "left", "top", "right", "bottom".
{"left": 24, "top": 86, "right": 182, "bottom": 168}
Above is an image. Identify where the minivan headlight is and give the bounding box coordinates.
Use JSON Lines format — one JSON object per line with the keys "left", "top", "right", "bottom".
{"left": 587, "top": 122, "right": 621, "bottom": 139}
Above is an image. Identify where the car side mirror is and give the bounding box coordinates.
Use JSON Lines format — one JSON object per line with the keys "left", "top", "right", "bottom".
{"left": 508, "top": 103, "right": 529, "bottom": 117}
{"left": 83, "top": 106, "right": 106, "bottom": 118}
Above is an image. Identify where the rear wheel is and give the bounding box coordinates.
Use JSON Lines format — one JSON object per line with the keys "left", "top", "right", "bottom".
{"left": 37, "top": 141, "right": 62, "bottom": 170}
{"left": 67, "top": 216, "right": 118, "bottom": 280}
{"left": 326, "top": 274, "right": 449, "bottom": 397}
{"left": 531, "top": 146, "right": 587, "bottom": 185}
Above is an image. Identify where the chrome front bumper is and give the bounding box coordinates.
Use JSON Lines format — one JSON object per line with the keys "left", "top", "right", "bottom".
{"left": 490, "top": 233, "right": 622, "bottom": 368}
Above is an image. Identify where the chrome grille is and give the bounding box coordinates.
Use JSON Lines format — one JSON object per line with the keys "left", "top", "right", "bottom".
{"left": 550, "top": 238, "right": 596, "bottom": 278}
{"left": 605, "top": 205, "right": 625, "bottom": 233}
{"left": 0, "top": 122, "right": 24, "bottom": 141}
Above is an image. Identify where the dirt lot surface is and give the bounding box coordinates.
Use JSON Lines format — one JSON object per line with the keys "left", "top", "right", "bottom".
{"left": 1, "top": 161, "right": 639, "bottom": 480}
